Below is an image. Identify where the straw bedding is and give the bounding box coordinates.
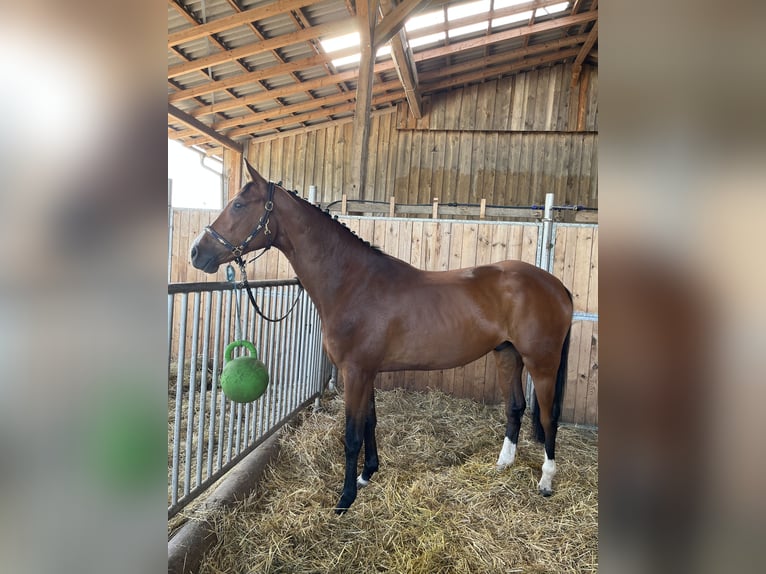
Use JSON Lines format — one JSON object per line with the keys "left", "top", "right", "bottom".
{"left": 195, "top": 389, "right": 597, "bottom": 573}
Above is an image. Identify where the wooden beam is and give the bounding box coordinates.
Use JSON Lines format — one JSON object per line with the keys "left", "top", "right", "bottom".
{"left": 381, "top": 0, "right": 422, "bottom": 119}
{"left": 168, "top": 20, "right": 352, "bottom": 79}
{"left": 190, "top": 59, "right": 397, "bottom": 118}
{"left": 419, "top": 49, "right": 580, "bottom": 93}
{"left": 168, "top": 104, "right": 243, "bottom": 153}
{"left": 418, "top": 45, "right": 582, "bottom": 83}
{"left": 241, "top": 107, "right": 395, "bottom": 145}
{"left": 186, "top": 89, "right": 404, "bottom": 145}
{"left": 409, "top": 10, "right": 596, "bottom": 59}
{"left": 168, "top": 45, "right": 361, "bottom": 104}
{"left": 223, "top": 80, "right": 402, "bottom": 138}
{"left": 571, "top": 20, "right": 598, "bottom": 86}
{"left": 349, "top": 0, "right": 379, "bottom": 200}
{"left": 373, "top": 0, "right": 430, "bottom": 50}
{"left": 168, "top": 0, "right": 316, "bottom": 47}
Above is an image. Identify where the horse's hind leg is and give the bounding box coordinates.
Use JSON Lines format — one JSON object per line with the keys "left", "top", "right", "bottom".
{"left": 527, "top": 363, "right": 561, "bottom": 496}
{"left": 493, "top": 342, "right": 525, "bottom": 470}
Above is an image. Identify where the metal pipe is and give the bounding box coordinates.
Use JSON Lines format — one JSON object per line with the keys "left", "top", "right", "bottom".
{"left": 171, "top": 292, "right": 188, "bottom": 505}
{"left": 196, "top": 292, "right": 212, "bottom": 485}
{"left": 183, "top": 292, "right": 201, "bottom": 495}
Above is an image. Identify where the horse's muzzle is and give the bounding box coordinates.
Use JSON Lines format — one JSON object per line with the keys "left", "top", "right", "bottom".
{"left": 190, "top": 240, "right": 220, "bottom": 274}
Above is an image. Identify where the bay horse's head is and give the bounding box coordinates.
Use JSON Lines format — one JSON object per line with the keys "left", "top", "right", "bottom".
{"left": 190, "top": 161, "right": 279, "bottom": 274}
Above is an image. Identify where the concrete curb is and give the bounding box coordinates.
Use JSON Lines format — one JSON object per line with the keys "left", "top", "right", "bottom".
{"left": 168, "top": 431, "right": 282, "bottom": 574}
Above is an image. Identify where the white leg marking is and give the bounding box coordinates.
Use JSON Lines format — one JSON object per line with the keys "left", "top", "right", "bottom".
{"left": 357, "top": 474, "right": 369, "bottom": 488}
{"left": 538, "top": 451, "right": 557, "bottom": 495}
{"left": 495, "top": 437, "right": 517, "bottom": 469}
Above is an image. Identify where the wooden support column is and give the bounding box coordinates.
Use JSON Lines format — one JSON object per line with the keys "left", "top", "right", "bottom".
{"left": 349, "top": 0, "right": 379, "bottom": 200}
{"left": 222, "top": 147, "right": 243, "bottom": 202}
{"left": 380, "top": 0, "right": 422, "bottom": 119}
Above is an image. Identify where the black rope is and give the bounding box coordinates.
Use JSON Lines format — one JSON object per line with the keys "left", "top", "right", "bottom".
{"left": 235, "top": 256, "right": 304, "bottom": 323}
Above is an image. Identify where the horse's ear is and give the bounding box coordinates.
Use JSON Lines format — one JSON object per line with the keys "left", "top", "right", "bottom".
{"left": 244, "top": 159, "right": 265, "bottom": 184}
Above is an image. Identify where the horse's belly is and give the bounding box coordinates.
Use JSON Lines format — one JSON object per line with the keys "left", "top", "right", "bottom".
{"left": 379, "top": 329, "right": 500, "bottom": 372}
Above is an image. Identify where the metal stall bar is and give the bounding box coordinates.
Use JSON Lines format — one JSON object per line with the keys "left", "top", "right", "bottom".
{"left": 168, "top": 280, "right": 327, "bottom": 518}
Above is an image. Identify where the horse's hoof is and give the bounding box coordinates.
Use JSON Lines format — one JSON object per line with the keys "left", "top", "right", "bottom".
{"left": 357, "top": 474, "right": 370, "bottom": 488}
{"left": 334, "top": 506, "right": 348, "bottom": 515}
{"left": 539, "top": 487, "right": 553, "bottom": 497}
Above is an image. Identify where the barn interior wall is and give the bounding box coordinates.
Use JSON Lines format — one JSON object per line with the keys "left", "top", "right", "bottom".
{"left": 244, "top": 62, "right": 597, "bottom": 210}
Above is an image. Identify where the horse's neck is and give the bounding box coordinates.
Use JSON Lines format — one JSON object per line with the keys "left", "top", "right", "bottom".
{"left": 272, "top": 191, "right": 388, "bottom": 312}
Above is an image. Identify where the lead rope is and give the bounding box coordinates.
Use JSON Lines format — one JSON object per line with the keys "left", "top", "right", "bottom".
{"left": 234, "top": 255, "right": 304, "bottom": 323}
{"left": 226, "top": 264, "right": 246, "bottom": 342}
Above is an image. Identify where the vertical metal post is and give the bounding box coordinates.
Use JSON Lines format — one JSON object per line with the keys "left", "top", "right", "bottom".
{"left": 308, "top": 184, "right": 317, "bottom": 205}
{"left": 541, "top": 193, "right": 554, "bottom": 272}
{"left": 528, "top": 193, "right": 555, "bottom": 404}
{"left": 168, "top": 179, "right": 173, "bottom": 283}
{"left": 171, "top": 292, "right": 187, "bottom": 505}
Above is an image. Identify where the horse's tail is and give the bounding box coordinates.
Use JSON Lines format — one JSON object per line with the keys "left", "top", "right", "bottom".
{"left": 532, "top": 322, "right": 571, "bottom": 444}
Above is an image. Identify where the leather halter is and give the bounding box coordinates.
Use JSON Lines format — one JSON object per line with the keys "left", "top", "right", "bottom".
{"left": 203, "top": 181, "right": 275, "bottom": 260}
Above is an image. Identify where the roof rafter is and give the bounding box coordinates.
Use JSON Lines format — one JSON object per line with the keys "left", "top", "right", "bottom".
{"left": 168, "top": 19, "right": 353, "bottom": 79}
{"left": 168, "top": 0, "right": 316, "bottom": 47}
{"left": 168, "top": 104, "right": 243, "bottom": 152}
{"left": 380, "top": 0, "right": 422, "bottom": 118}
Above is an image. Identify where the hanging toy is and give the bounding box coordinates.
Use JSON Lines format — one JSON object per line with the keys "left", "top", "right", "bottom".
{"left": 220, "top": 340, "right": 269, "bottom": 403}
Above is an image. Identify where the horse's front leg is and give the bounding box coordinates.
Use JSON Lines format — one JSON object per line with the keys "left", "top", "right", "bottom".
{"left": 335, "top": 369, "right": 375, "bottom": 514}
{"left": 357, "top": 391, "right": 378, "bottom": 487}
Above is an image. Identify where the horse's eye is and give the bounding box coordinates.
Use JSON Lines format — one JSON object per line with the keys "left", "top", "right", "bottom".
{"left": 233, "top": 202, "right": 243, "bottom": 210}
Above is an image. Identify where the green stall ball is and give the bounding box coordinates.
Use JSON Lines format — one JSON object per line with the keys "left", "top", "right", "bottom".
{"left": 220, "top": 340, "right": 269, "bottom": 403}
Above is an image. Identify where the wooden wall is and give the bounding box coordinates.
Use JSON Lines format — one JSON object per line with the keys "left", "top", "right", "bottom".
{"left": 242, "top": 62, "right": 597, "bottom": 210}
{"left": 170, "top": 209, "right": 598, "bottom": 426}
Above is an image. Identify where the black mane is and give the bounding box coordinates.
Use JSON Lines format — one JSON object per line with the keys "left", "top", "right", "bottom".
{"left": 282, "top": 185, "right": 384, "bottom": 255}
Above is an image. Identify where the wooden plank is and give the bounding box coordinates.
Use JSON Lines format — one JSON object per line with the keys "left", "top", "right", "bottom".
{"left": 484, "top": 132, "right": 498, "bottom": 206}
{"left": 493, "top": 133, "right": 509, "bottom": 209}
{"left": 455, "top": 132, "right": 473, "bottom": 207}
{"left": 521, "top": 224, "right": 538, "bottom": 265}
{"left": 572, "top": 226, "right": 594, "bottom": 313}
{"left": 585, "top": 322, "right": 598, "bottom": 426}
{"left": 561, "top": 320, "right": 581, "bottom": 423}
{"left": 551, "top": 222, "right": 567, "bottom": 280}
{"left": 333, "top": 126, "right": 346, "bottom": 197}
{"left": 475, "top": 80, "right": 495, "bottom": 131}
{"left": 394, "top": 128, "right": 411, "bottom": 203}
{"left": 304, "top": 130, "right": 317, "bottom": 191}
{"left": 409, "top": 130, "right": 423, "bottom": 204}
{"left": 470, "top": 132, "right": 485, "bottom": 205}
{"left": 462, "top": 83, "right": 480, "bottom": 131}
{"left": 358, "top": 217, "right": 375, "bottom": 249}
{"left": 453, "top": 223, "right": 478, "bottom": 397}
{"left": 322, "top": 126, "right": 335, "bottom": 202}
{"left": 586, "top": 227, "right": 598, "bottom": 314}
{"left": 560, "top": 227, "right": 577, "bottom": 293}
{"left": 418, "top": 130, "right": 434, "bottom": 206}
{"left": 516, "top": 133, "right": 531, "bottom": 206}
{"left": 573, "top": 320, "right": 594, "bottom": 425}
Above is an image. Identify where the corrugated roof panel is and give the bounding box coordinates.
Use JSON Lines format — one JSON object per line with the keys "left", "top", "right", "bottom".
{"left": 216, "top": 25, "right": 261, "bottom": 47}
{"left": 299, "top": 65, "right": 334, "bottom": 81}
{"left": 304, "top": 0, "right": 352, "bottom": 25}
{"left": 241, "top": 51, "right": 282, "bottom": 70}
{"left": 258, "top": 14, "right": 300, "bottom": 38}
{"left": 279, "top": 42, "right": 317, "bottom": 61}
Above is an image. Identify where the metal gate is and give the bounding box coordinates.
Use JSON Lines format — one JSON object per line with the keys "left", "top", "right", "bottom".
{"left": 167, "top": 279, "right": 331, "bottom": 517}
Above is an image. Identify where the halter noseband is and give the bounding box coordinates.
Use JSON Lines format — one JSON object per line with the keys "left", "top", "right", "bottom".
{"left": 204, "top": 181, "right": 276, "bottom": 261}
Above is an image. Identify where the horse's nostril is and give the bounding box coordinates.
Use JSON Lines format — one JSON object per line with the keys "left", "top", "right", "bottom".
{"left": 190, "top": 245, "right": 198, "bottom": 260}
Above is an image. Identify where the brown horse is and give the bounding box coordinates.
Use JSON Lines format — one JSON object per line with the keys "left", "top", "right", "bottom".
{"left": 191, "top": 161, "right": 573, "bottom": 513}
